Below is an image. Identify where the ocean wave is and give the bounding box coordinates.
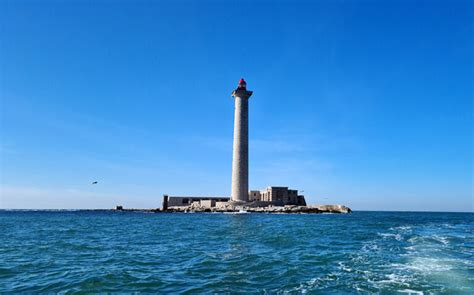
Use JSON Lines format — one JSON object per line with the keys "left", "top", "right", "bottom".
{"left": 393, "top": 258, "right": 453, "bottom": 273}
{"left": 397, "top": 289, "right": 424, "bottom": 294}
{"left": 390, "top": 226, "right": 412, "bottom": 232}
{"left": 378, "top": 232, "right": 403, "bottom": 241}
{"left": 380, "top": 273, "right": 412, "bottom": 286}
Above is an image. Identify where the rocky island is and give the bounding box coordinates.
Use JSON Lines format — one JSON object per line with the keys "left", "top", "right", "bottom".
{"left": 156, "top": 79, "right": 352, "bottom": 215}
{"left": 161, "top": 192, "right": 351, "bottom": 214}
{"left": 166, "top": 202, "right": 352, "bottom": 214}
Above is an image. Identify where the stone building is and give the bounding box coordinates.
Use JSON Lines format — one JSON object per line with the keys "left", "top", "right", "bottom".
{"left": 162, "top": 195, "right": 229, "bottom": 210}
{"left": 256, "top": 187, "right": 306, "bottom": 206}
{"left": 163, "top": 187, "right": 306, "bottom": 209}
{"left": 249, "top": 190, "right": 261, "bottom": 202}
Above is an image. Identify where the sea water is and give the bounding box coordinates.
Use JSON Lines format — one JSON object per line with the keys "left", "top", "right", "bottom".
{"left": 0, "top": 211, "right": 472, "bottom": 293}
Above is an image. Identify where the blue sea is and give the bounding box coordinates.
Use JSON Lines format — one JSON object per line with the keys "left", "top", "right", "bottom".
{"left": 0, "top": 211, "right": 472, "bottom": 294}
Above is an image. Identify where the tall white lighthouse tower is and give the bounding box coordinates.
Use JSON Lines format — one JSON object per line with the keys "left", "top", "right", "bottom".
{"left": 231, "top": 78, "right": 253, "bottom": 203}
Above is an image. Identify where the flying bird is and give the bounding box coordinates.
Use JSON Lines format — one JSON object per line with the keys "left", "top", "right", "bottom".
{"left": 92, "top": 181, "right": 98, "bottom": 185}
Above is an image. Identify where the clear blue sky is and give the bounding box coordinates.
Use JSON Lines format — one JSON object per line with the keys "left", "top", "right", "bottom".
{"left": 1, "top": 0, "right": 472, "bottom": 211}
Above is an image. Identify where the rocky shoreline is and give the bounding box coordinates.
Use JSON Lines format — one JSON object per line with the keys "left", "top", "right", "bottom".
{"left": 111, "top": 204, "right": 351, "bottom": 214}
{"left": 164, "top": 204, "right": 351, "bottom": 214}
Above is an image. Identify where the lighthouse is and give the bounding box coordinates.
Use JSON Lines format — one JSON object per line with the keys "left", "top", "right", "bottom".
{"left": 231, "top": 79, "right": 253, "bottom": 203}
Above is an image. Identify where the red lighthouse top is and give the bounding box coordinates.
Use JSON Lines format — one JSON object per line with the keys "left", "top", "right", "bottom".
{"left": 238, "top": 78, "right": 247, "bottom": 89}
{"left": 232, "top": 78, "right": 253, "bottom": 98}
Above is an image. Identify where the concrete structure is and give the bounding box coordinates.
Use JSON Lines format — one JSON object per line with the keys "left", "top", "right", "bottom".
{"left": 163, "top": 195, "right": 230, "bottom": 208}
{"left": 249, "top": 190, "right": 261, "bottom": 202}
{"left": 257, "top": 187, "right": 306, "bottom": 206}
{"left": 163, "top": 187, "right": 305, "bottom": 209}
{"left": 200, "top": 199, "right": 216, "bottom": 208}
{"left": 231, "top": 79, "right": 253, "bottom": 202}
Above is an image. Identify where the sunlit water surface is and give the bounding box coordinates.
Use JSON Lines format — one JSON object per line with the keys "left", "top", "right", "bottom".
{"left": 1, "top": 211, "right": 473, "bottom": 293}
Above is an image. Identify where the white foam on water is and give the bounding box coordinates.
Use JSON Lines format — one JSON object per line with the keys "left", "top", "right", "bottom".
{"left": 393, "top": 258, "right": 453, "bottom": 273}
{"left": 390, "top": 226, "right": 412, "bottom": 232}
{"left": 378, "top": 273, "right": 412, "bottom": 287}
{"left": 368, "top": 272, "right": 418, "bottom": 292}
{"left": 287, "top": 273, "right": 341, "bottom": 293}
{"left": 397, "top": 289, "right": 424, "bottom": 294}
{"left": 441, "top": 223, "right": 455, "bottom": 229}
{"left": 337, "top": 261, "right": 353, "bottom": 272}
{"left": 361, "top": 242, "right": 379, "bottom": 252}
{"left": 431, "top": 235, "right": 449, "bottom": 245}
{"left": 407, "top": 236, "right": 421, "bottom": 243}
{"left": 378, "top": 233, "right": 403, "bottom": 241}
